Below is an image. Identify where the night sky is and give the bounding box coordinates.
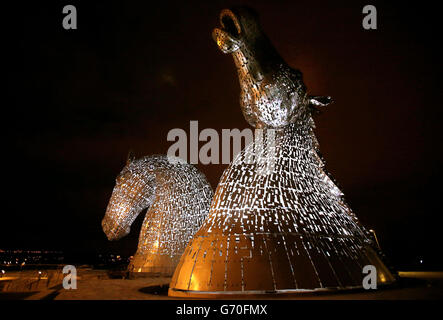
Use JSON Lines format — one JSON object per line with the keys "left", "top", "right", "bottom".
{"left": 3, "top": 1, "right": 442, "bottom": 269}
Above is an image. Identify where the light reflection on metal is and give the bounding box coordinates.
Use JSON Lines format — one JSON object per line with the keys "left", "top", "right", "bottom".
{"left": 102, "top": 155, "right": 213, "bottom": 276}
{"left": 168, "top": 7, "right": 395, "bottom": 297}
{"left": 212, "top": 7, "right": 332, "bottom": 129}
{"left": 369, "top": 229, "right": 382, "bottom": 250}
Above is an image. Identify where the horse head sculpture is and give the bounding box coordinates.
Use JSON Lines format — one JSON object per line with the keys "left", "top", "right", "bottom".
{"left": 213, "top": 7, "right": 332, "bottom": 129}
{"left": 102, "top": 154, "right": 213, "bottom": 275}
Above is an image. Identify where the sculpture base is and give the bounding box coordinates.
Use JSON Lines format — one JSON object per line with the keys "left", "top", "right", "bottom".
{"left": 168, "top": 282, "right": 396, "bottom": 298}
{"left": 168, "top": 233, "right": 396, "bottom": 295}
{"left": 128, "top": 253, "right": 180, "bottom": 277}
{"left": 128, "top": 272, "right": 171, "bottom": 279}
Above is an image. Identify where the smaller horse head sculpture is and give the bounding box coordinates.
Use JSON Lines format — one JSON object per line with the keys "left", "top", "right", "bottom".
{"left": 102, "top": 152, "right": 155, "bottom": 241}
{"left": 102, "top": 154, "right": 213, "bottom": 275}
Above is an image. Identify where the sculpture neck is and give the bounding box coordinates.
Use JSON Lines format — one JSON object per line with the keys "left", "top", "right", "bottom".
{"left": 232, "top": 48, "right": 264, "bottom": 86}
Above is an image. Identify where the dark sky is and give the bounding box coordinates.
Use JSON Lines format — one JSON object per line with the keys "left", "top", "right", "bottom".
{"left": 3, "top": 1, "right": 442, "bottom": 269}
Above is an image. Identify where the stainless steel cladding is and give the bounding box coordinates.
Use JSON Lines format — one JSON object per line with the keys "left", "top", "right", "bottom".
{"left": 168, "top": 8, "right": 395, "bottom": 297}
{"left": 102, "top": 155, "right": 213, "bottom": 276}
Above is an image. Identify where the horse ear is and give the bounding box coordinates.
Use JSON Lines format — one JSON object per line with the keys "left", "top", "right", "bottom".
{"left": 309, "top": 96, "right": 333, "bottom": 107}
{"left": 126, "top": 150, "right": 135, "bottom": 165}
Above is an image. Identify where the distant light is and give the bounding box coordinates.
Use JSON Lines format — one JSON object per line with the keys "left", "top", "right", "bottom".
{"left": 1, "top": 270, "right": 5, "bottom": 274}
{"left": 420, "top": 259, "right": 423, "bottom": 264}
{"left": 38, "top": 271, "right": 42, "bottom": 274}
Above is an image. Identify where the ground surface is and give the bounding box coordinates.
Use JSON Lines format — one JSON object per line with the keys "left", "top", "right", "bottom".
{"left": 1, "top": 268, "right": 442, "bottom": 300}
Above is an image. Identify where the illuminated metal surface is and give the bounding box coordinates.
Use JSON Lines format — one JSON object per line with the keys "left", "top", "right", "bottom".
{"left": 102, "top": 155, "right": 213, "bottom": 276}
{"left": 168, "top": 8, "right": 395, "bottom": 297}
{"left": 212, "top": 7, "right": 332, "bottom": 129}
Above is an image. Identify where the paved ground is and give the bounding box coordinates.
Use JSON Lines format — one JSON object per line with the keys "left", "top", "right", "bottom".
{"left": 1, "top": 268, "right": 442, "bottom": 300}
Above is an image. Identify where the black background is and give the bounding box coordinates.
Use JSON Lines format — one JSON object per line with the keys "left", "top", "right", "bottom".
{"left": 2, "top": 0, "right": 442, "bottom": 270}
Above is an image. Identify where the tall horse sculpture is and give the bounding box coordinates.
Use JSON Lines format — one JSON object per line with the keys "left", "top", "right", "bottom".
{"left": 168, "top": 7, "right": 395, "bottom": 297}
{"left": 102, "top": 154, "right": 213, "bottom": 276}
